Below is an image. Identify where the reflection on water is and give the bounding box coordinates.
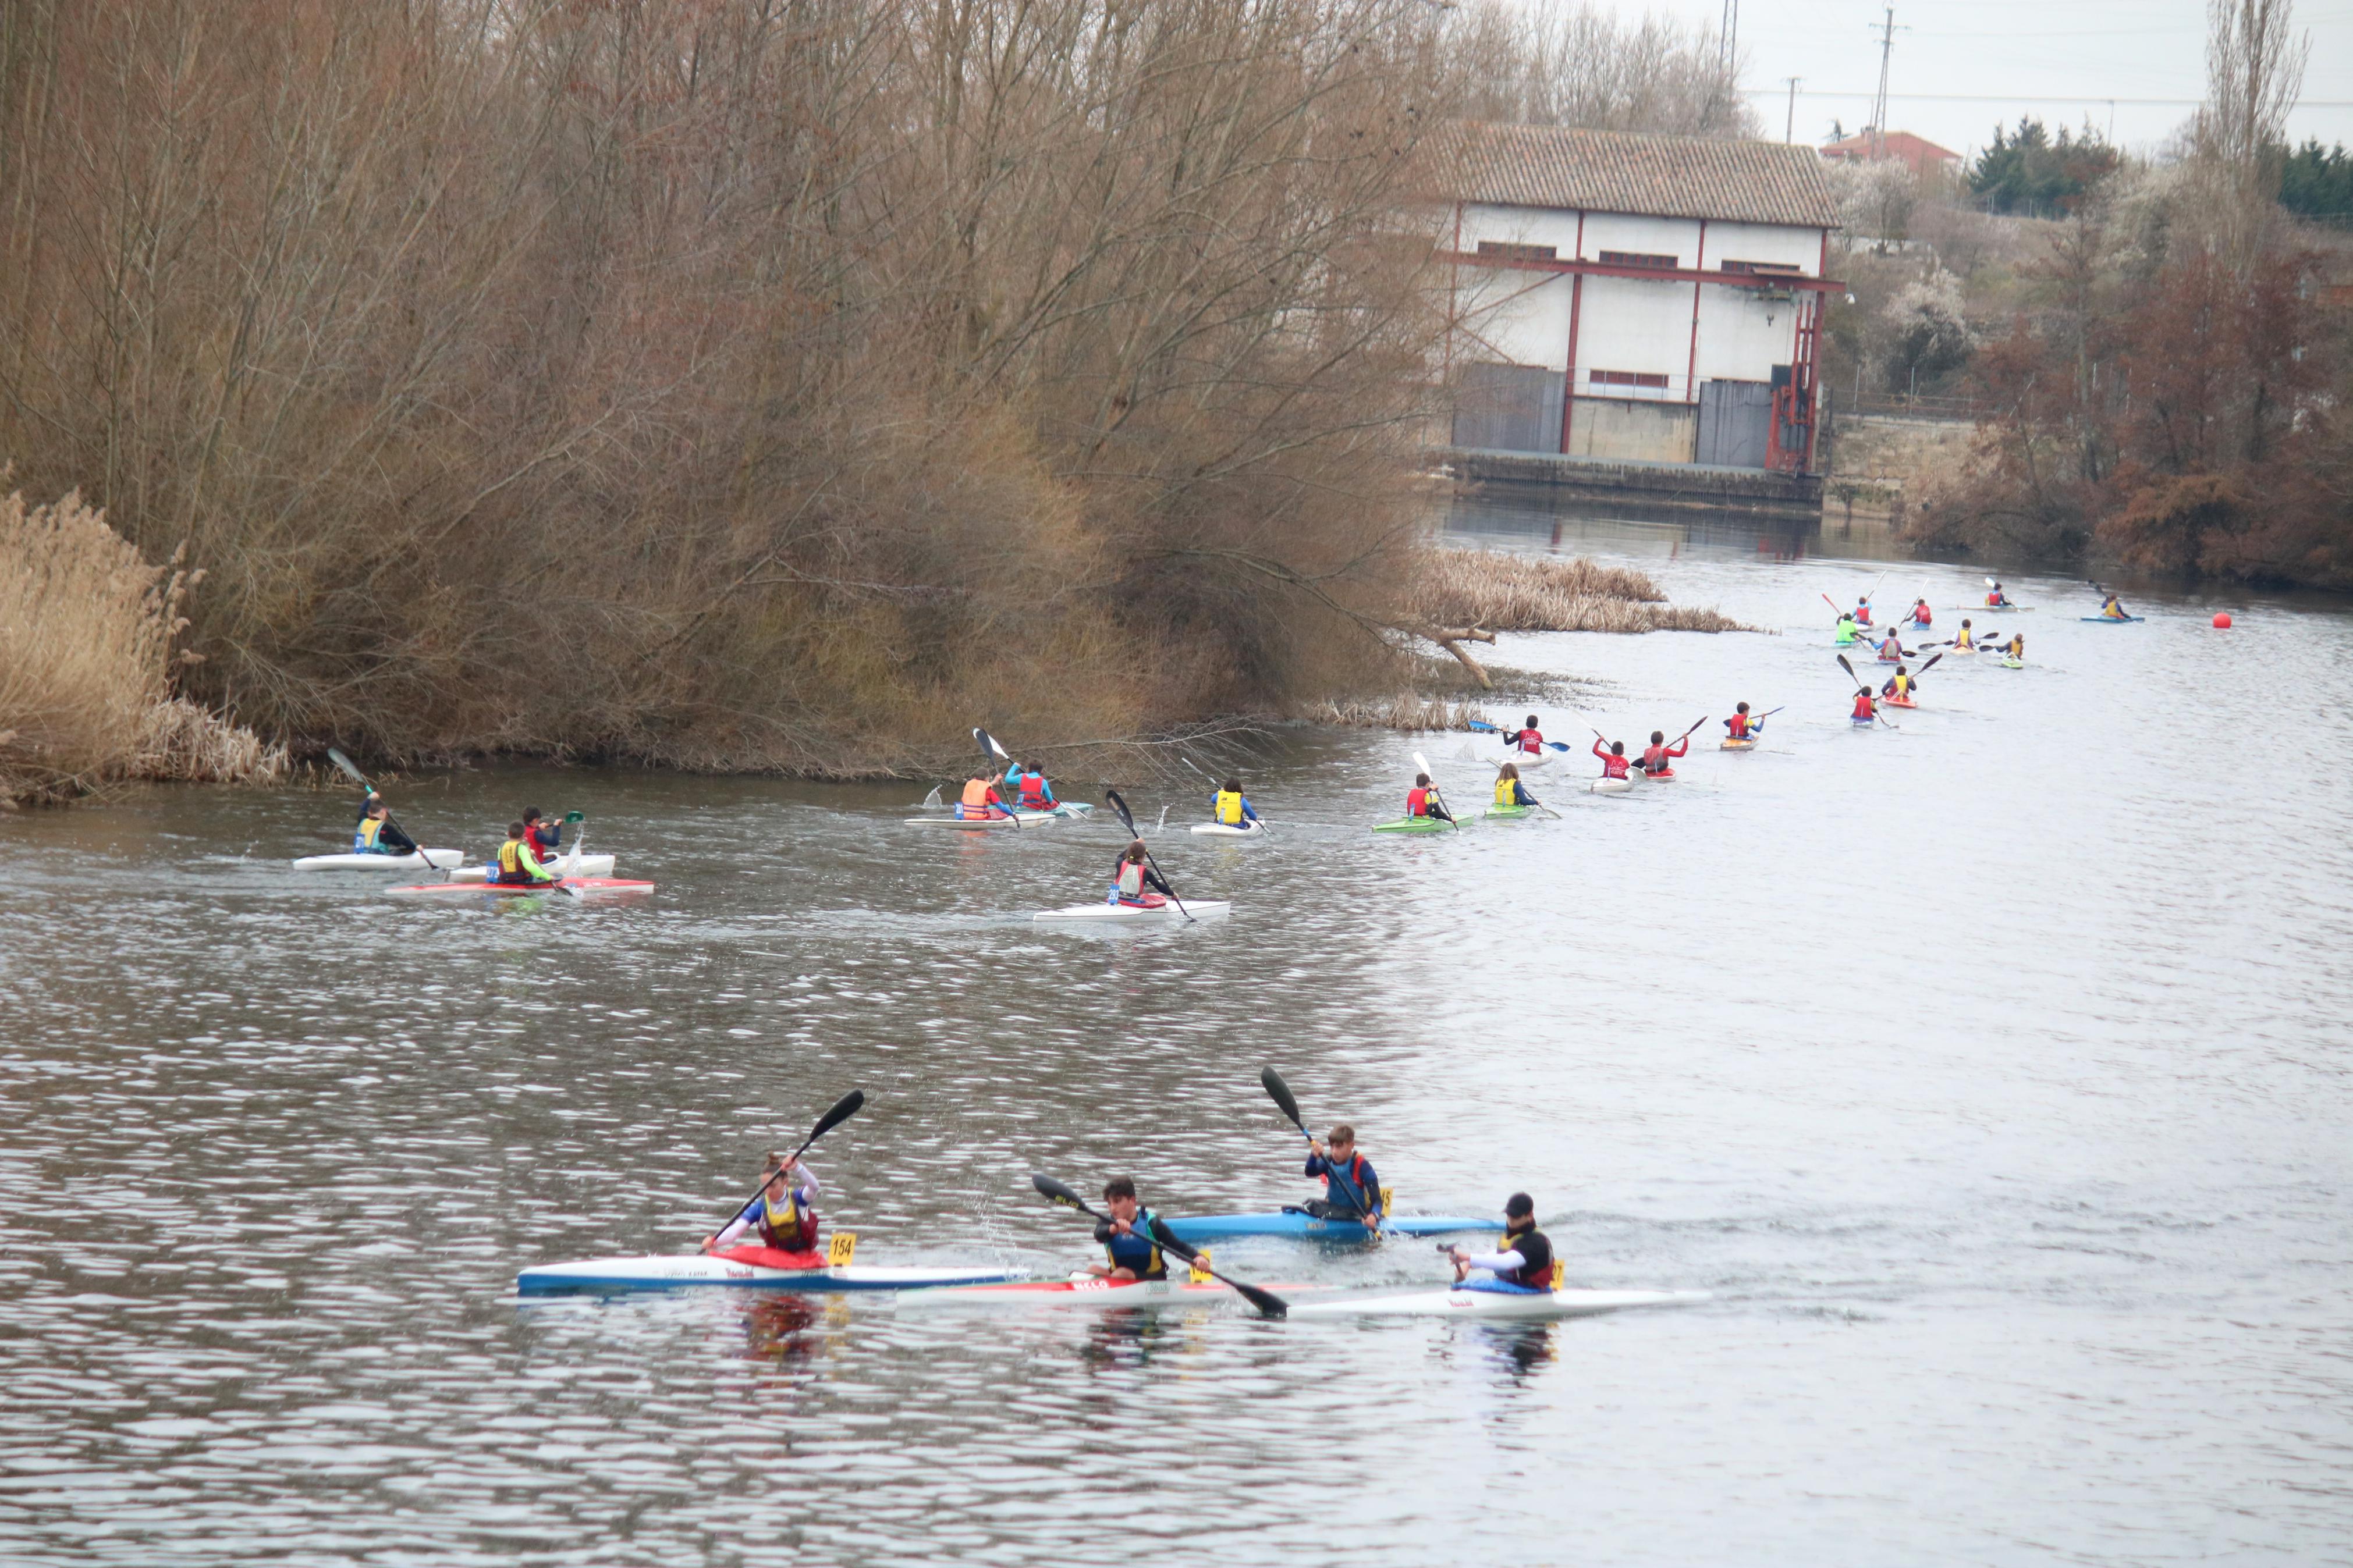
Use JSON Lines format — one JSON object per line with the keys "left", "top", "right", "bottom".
{"left": 3, "top": 511, "right": 2351, "bottom": 1564}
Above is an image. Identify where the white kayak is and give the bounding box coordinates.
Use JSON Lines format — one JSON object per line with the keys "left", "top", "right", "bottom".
{"left": 897, "top": 1275, "right": 1278, "bottom": 1311}
{"left": 1190, "top": 822, "right": 1264, "bottom": 837}
{"left": 1287, "top": 1287, "right": 1710, "bottom": 1321}
{"left": 293, "top": 848, "right": 465, "bottom": 871}
{"left": 904, "top": 806, "right": 1088, "bottom": 830}
{"left": 516, "top": 1253, "right": 1020, "bottom": 1295}
{"left": 1034, "top": 899, "right": 1231, "bottom": 923}
{"left": 1495, "top": 751, "right": 1556, "bottom": 771}
{"left": 1588, "top": 778, "right": 1631, "bottom": 795}
{"left": 448, "top": 854, "right": 615, "bottom": 883}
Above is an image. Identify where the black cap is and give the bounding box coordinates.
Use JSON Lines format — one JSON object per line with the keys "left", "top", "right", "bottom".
{"left": 1503, "top": 1192, "right": 1534, "bottom": 1219}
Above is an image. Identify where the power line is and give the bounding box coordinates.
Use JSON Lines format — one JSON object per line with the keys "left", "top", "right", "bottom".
{"left": 1741, "top": 87, "right": 2353, "bottom": 106}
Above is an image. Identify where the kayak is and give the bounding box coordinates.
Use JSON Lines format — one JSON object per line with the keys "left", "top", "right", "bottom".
{"left": 2001, "top": 656, "right": 2025, "bottom": 668}
{"left": 1160, "top": 1213, "right": 1493, "bottom": 1244}
{"left": 1589, "top": 778, "right": 1631, "bottom": 794}
{"left": 1190, "top": 822, "right": 1265, "bottom": 837}
{"left": 897, "top": 1275, "right": 1283, "bottom": 1312}
{"left": 1496, "top": 751, "right": 1555, "bottom": 771}
{"left": 1373, "top": 817, "right": 1458, "bottom": 834}
{"left": 1850, "top": 716, "right": 1877, "bottom": 728}
{"left": 293, "top": 848, "right": 465, "bottom": 871}
{"left": 905, "top": 813, "right": 1018, "bottom": 830}
{"left": 1483, "top": 804, "right": 1537, "bottom": 820}
{"left": 1882, "top": 695, "right": 1918, "bottom": 709}
{"left": 1876, "top": 652, "right": 1903, "bottom": 663}
{"left": 516, "top": 1247, "right": 1020, "bottom": 1296}
{"left": 1033, "top": 898, "right": 1231, "bottom": 923}
{"left": 1286, "top": 1287, "right": 1711, "bottom": 1322}
{"left": 2079, "top": 614, "right": 2145, "bottom": 623}
{"left": 388, "top": 876, "right": 655, "bottom": 896}
{"left": 1954, "top": 603, "right": 2032, "bottom": 612}
{"left": 1636, "top": 767, "right": 1676, "bottom": 781}
{"left": 449, "top": 854, "right": 614, "bottom": 882}
{"left": 1719, "top": 738, "right": 1755, "bottom": 751}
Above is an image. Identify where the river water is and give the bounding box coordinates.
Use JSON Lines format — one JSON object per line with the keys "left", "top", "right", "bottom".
{"left": 3, "top": 503, "right": 2350, "bottom": 1566}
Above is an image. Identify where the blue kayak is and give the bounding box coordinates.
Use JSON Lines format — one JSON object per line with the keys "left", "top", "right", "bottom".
{"left": 1160, "top": 1211, "right": 1493, "bottom": 1243}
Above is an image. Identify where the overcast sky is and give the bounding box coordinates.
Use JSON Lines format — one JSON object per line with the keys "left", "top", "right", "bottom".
{"left": 1623, "top": 0, "right": 2353, "bottom": 164}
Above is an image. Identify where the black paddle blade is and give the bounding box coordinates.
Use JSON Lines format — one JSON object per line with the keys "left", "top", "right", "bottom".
{"left": 1031, "top": 1172, "right": 1095, "bottom": 1216}
{"left": 1919, "top": 653, "right": 1943, "bottom": 674}
{"left": 1148, "top": 1218, "right": 1287, "bottom": 1318}
{"left": 326, "top": 747, "right": 368, "bottom": 785}
{"left": 1103, "top": 788, "right": 1138, "bottom": 837}
{"left": 798, "top": 1089, "right": 865, "bottom": 1153}
{"left": 1836, "top": 653, "right": 1859, "bottom": 688}
{"left": 974, "top": 727, "right": 1010, "bottom": 763}
{"left": 1260, "top": 1066, "right": 1306, "bottom": 1132}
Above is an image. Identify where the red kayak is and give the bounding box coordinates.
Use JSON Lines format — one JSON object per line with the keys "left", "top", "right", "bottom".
{"left": 1637, "top": 767, "right": 1677, "bottom": 781}
{"left": 388, "top": 876, "right": 655, "bottom": 896}
{"left": 1882, "top": 695, "right": 1919, "bottom": 709}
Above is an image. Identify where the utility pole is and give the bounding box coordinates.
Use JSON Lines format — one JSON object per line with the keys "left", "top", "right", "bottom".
{"left": 1785, "top": 77, "right": 1802, "bottom": 144}
{"left": 1719, "top": 0, "right": 1739, "bottom": 78}
{"left": 1869, "top": 8, "right": 1907, "bottom": 161}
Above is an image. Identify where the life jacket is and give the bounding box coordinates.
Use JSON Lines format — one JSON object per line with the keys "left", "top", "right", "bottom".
{"left": 353, "top": 817, "right": 386, "bottom": 852}
{"left": 1955, "top": 628, "right": 1974, "bottom": 648}
{"left": 1018, "top": 773, "right": 1049, "bottom": 806}
{"left": 959, "top": 777, "right": 1002, "bottom": 818}
{"left": 1911, "top": 605, "right": 1932, "bottom": 625}
{"left": 1318, "top": 1152, "right": 1377, "bottom": 1218}
{"left": 1641, "top": 744, "right": 1666, "bottom": 770}
{"left": 1497, "top": 1224, "right": 1555, "bottom": 1291}
{"left": 757, "top": 1184, "right": 817, "bottom": 1251}
{"left": 1593, "top": 741, "right": 1629, "bottom": 779}
{"left": 495, "top": 838, "right": 548, "bottom": 883}
{"left": 526, "top": 821, "right": 559, "bottom": 853}
{"left": 1852, "top": 692, "right": 1875, "bottom": 720}
{"left": 1213, "top": 789, "right": 1245, "bottom": 825}
{"left": 1515, "top": 728, "right": 1543, "bottom": 755}
{"left": 1116, "top": 859, "right": 1145, "bottom": 899}
{"left": 1407, "top": 786, "right": 1434, "bottom": 816}
{"left": 1102, "top": 1209, "right": 1165, "bottom": 1279}
{"left": 1855, "top": 605, "right": 1873, "bottom": 624}
{"left": 1493, "top": 777, "right": 1518, "bottom": 806}
{"left": 1891, "top": 673, "right": 1912, "bottom": 696}
{"left": 1986, "top": 591, "right": 2006, "bottom": 606}
{"left": 1726, "top": 714, "right": 1750, "bottom": 738}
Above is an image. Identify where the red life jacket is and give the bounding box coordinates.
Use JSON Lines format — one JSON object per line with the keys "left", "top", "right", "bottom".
{"left": 1911, "top": 606, "right": 1932, "bottom": 625}
{"left": 1641, "top": 744, "right": 1666, "bottom": 769}
{"left": 1516, "top": 729, "right": 1543, "bottom": 755}
{"left": 1407, "top": 786, "right": 1433, "bottom": 816}
{"left": 1592, "top": 741, "right": 1630, "bottom": 778}
{"left": 1855, "top": 606, "right": 1873, "bottom": 624}
{"left": 1018, "top": 774, "right": 1048, "bottom": 806}
{"left": 1852, "top": 691, "right": 1875, "bottom": 719}
{"left": 1726, "top": 714, "right": 1749, "bottom": 738}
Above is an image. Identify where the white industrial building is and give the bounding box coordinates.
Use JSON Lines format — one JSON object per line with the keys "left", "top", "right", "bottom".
{"left": 1440, "top": 123, "right": 1842, "bottom": 481}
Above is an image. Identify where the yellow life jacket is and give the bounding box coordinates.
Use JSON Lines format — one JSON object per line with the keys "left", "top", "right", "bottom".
{"left": 961, "top": 777, "right": 991, "bottom": 809}
{"left": 1893, "top": 674, "right": 1911, "bottom": 695}
{"left": 1493, "top": 777, "right": 1517, "bottom": 805}
{"left": 762, "top": 1185, "right": 812, "bottom": 1242}
{"left": 1213, "top": 789, "right": 1244, "bottom": 826}
{"left": 356, "top": 817, "right": 385, "bottom": 849}
{"left": 1955, "top": 630, "right": 1974, "bottom": 648}
{"left": 496, "top": 838, "right": 527, "bottom": 876}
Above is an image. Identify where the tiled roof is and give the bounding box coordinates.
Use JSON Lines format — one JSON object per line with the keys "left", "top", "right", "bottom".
{"left": 1445, "top": 122, "right": 1840, "bottom": 230}
{"left": 1820, "top": 130, "right": 1960, "bottom": 162}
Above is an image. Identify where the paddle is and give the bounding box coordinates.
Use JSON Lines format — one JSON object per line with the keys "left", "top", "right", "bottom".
{"left": 1103, "top": 789, "right": 1193, "bottom": 921}
{"left": 325, "top": 746, "right": 438, "bottom": 874}
{"left": 1259, "top": 1066, "right": 1375, "bottom": 1228}
{"left": 1836, "top": 654, "right": 1897, "bottom": 728}
{"left": 707, "top": 1089, "right": 866, "bottom": 1245}
{"left": 1030, "top": 1173, "right": 1287, "bottom": 1318}
{"left": 1469, "top": 717, "right": 1571, "bottom": 753}
{"left": 1411, "top": 749, "right": 1459, "bottom": 831}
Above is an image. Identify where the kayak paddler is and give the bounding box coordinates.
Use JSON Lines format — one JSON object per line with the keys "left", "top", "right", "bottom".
{"left": 958, "top": 770, "right": 1012, "bottom": 821}
{"left": 520, "top": 806, "right": 568, "bottom": 858}
{"left": 703, "top": 1153, "right": 821, "bottom": 1257}
{"left": 1499, "top": 713, "right": 1548, "bottom": 758}
{"left": 1997, "top": 632, "right": 2025, "bottom": 662}
{"left": 1851, "top": 687, "right": 1879, "bottom": 723}
{"left": 1303, "top": 1125, "right": 1382, "bottom": 1226}
{"left": 1854, "top": 596, "right": 1874, "bottom": 626}
{"left": 1493, "top": 762, "right": 1538, "bottom": 808}
{"left": 1088, "top": 1176, "right": 1167, "bottom": 1280}
{"left": 1723, "top": 703, "right": 1763, "bottom": 741}
{"left": 352, "top": 798, "right": 419, "bottom": 856}
{"left": 1954, "top": 618, "right": 1975, "bottom": 651}
{"left": 1872, "top": 628, "right": 1907, "bottom": 662}
{"left": 2099, "top": 592, "right": 2131, "bottom": 620}
{"left": 1833, "top": 611, "right": 1861, "bottom": 645}
{"left": 1882, "top": 664, "right": 1918, "bottom": 700}
{"left": 492, "top": 821, "right": 564, "bottom": 886}
{"left": 1445, "top": 1193, "right": 1556, "bottom": 1295}
{"left": 1014, "top": 762, "right": 1059, "bottom": 812}
{"left": 1639, "top": 729, "right": 1687, "bottom": 776}
{"left": 1592, "top": 738, "right": 1632, "bottom": 780}
{"left": 1406, "top": 772, "right": 1454, "bottom": 824}
{"left": 1109, "top": 840, "right": 1173, "bottom": 907}
{"left": 1908, "top": 598, "right": 1933, "bottom": 628}
{"left": 1986, "top": 581, "right": 2012, "bottom": 607}
{"left": 1211, "top": 777, "right": 1261, "bottom": 829}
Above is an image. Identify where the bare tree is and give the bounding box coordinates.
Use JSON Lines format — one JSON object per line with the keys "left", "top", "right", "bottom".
{"left": 1445, "top": 0, "right": 1758, "bottom": 140}
{"left": 2193, "top": 0, "right": 2310, "bottom": 258}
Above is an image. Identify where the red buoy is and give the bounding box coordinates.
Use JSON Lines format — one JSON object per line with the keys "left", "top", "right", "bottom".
{"left": 2213, "top": 611, "right": 2233, "bottom": 629}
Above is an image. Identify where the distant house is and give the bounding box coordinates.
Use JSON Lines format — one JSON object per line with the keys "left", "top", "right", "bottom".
{"left": 1439, "top": 123, "right": 1842, "bottom": 479}
{"left": 1818, "top": 130, "right": 1961, "bottom": 179}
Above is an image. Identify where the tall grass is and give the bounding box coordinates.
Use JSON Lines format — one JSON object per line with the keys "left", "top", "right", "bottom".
{"left": 1411, "top": 549, "right": 1755, "bottom": 633}
{"left": 0, "top": 485, "right": 282, "bottom": 804}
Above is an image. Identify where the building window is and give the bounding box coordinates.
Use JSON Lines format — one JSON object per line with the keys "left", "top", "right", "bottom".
{"left": 1720, "top": 259, "right": 1801, "bottom": 275}
{"left": 1598, "top": 250, "right": 1678, "bottom": 269}
{"left": 1476, "top": 240, "right": 1558, "bottom": 262}
{"left": 1589, "top": 369, "right": 1671, "bottom": 390}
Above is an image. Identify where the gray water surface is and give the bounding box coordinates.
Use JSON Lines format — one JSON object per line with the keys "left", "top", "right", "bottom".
{"left": 3, "top": 527, "right": 2350, "bottom": 1566}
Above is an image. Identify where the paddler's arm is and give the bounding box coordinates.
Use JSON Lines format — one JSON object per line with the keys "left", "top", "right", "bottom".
{"left": 1142, "top": 867, "right": 1174, "bottom": 896}
{"left": 379, "top": 820, "right": 419, "bottom": 854}
{"left": 519, "top": 840, "right": 561, "bottom": 881}
{"left": 705, "top": 1197, "right": 761, "bottom": 1253}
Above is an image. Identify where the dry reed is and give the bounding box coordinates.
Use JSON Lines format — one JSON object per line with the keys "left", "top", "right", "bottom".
{"left": 1311, "top": 694, "right": 1490, "bottom": 732}
{"left": 0, "top": 486, "right": 282, "bottom": 804}
{"left": 1411, "top": 549, "right": 1756, "bottom": 634}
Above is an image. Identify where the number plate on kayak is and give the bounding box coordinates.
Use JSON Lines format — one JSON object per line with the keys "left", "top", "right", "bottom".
{"left": 827, "top": 1232, "right": 857, "bottom": 1266}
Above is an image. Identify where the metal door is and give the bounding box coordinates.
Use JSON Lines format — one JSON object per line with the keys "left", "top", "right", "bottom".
{"left": 1696, "top": 379, "right": 1774, "bottom": 468}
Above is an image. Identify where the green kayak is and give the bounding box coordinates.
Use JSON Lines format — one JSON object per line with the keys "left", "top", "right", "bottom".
{"left": 1483, "top": 804, "right": 1536, "bottom": 820}
{"left": 1372, "top": 816, "right": 1459, "bottom": 834}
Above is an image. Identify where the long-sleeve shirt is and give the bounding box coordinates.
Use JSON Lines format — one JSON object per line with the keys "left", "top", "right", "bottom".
{"left": 712, "top": 1163, "right": 822, "bottom": 1248}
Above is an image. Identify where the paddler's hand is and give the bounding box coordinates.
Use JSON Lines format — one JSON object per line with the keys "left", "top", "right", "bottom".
{"left": 1308, "top": 1137, "right": 1326, "bottom": 1158}
{"left": 701, "top": 1234, "right": 719, "bottom": 1254}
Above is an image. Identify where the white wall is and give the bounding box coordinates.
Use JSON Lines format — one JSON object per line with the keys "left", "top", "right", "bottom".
{"left": 1568, "top": 274, "right": 1691, "bottom": 399}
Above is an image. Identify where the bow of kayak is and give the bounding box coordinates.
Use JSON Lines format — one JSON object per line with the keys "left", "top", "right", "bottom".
{"left": 2079, "top": 614, "right": 2145, "bottom": 622}
{"left": 517, "top": 1252, "right": 1022, "bottom": 1295}
{"left": 1159, "top": 1213, "right": 1493, "bottom": 1244}
{"left": 293, "top": 848, "right": 466, "bottom": 871}
{"left": 1286, "top": 1287, "right": 1710, "bottom": 1321}
{"left": 1589, "top": 777, "right": 1631, "bottom": 794}
{"left": 1033, "top": 899, "right": 1231, "bottom": 923}
{"left": 1719, "top": 738, "right": 1755, "bottom": 751}
{"left": 895, "top": 1274, "right": 1291, "bottom": 1311}
{"left": 1190, "top": 822, "right": 1265, "bottom": 837}
{"left": 389, "top": 876, "right": 655, "bottom": 896}
{"left": 1374, "top": 817, "right": 1459, "bottom": 833}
